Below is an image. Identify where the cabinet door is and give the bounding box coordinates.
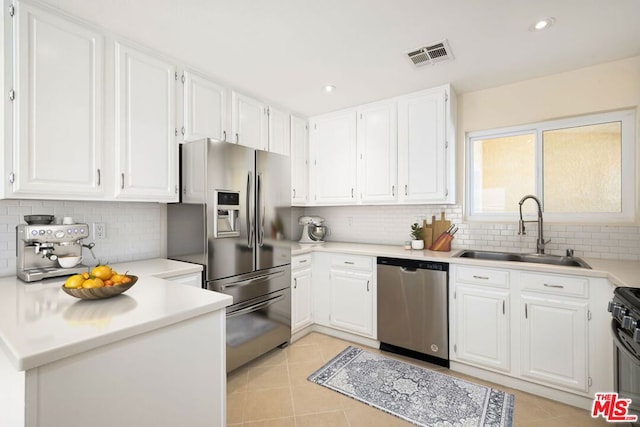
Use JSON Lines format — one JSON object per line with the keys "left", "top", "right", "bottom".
{"left": 268, "top": 107, "right": 290, "bottom": 155}
{"left": 397, "top": 87, "right": 448, "bottom": 203}
{"left": 357, "top": 102, "right": 397, "bottom": 203}
{"left": 12, "top": 3, "right": 104, "bottom": 198}
{"left": 292, "top": 267, "right": 313, "bottom": 332}
{"left": 521, "top": 295, "right": 588, "bottom": 391}
{"left": 329, "top": 269, "right": 373, "bottom": 337}
{"left": 114, "top": 42, "right": 177, "bottom": 201}
{"left": 231, "top": 91, "right": 267, "bottom": 151}
{"left": 454, "top": 284, "right": 510, "bottom": 372}
{"left": 309, "top": 110, "right": 357, "bottom": 204}
{"left": 182, "top": 70, "right": 227, "bottom": 142}
{"left": 290, "top": 115, "right": 308, "bottom": 204}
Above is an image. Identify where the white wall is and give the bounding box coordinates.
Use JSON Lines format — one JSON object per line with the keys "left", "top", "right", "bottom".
{"left": 305, "top": 55, "right": 640, "bottom": 261}
{"left": 0, "top": 200, "right": 164, "bottom": 277}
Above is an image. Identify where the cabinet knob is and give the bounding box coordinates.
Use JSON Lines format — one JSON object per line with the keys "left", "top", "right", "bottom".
{"left": 293, "top": 278, "right": 297, "bottom": 289}
{"left": 235, "top": 133, "right": 239, "bottom": 144}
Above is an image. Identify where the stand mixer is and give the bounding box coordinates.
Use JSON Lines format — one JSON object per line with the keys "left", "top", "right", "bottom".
{"left": 298, "top": 216, "right": 328, "bottom": 244}
{"left": 17, "top": 222, "right": 95, "bottom": 282}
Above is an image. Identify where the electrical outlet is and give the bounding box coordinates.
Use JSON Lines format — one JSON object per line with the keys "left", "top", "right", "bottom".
{"left": 93, "top": 223, "right": 106, "bottom": 240}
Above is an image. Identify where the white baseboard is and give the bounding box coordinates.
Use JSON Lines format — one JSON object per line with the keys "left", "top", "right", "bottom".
{"left": 450, "top": 361, "right": 594, "bottom": 410}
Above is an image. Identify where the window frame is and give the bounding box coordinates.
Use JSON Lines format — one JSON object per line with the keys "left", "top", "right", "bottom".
{"left": 465, "top": 109, "right": 636, "bottom": 223}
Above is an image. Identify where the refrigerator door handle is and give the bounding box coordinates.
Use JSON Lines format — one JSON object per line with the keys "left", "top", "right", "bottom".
{"left": 247, "top": 171, "right": 254, "bottom": 248}
{"left": 257, "top": 173, "right": 264, "bottom": 247}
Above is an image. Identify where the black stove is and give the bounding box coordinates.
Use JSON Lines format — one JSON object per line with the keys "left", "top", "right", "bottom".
{"left": 610, "top": 287, "right": 640, "bottom": 348}
{"left": 609, "top": 287, "right": 640, "bottom": 425}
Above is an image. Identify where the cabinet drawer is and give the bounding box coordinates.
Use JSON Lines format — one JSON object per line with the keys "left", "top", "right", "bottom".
{"left": 292, "top": 254, "right": 312, "bottom": 270}
{"left": 331, "top": 254, "right": 373, "bottom": 271}
{"left": 456, "top": 266, "right": 509, "bottom": 287}
{"left": 520, "top": 272, "right": 588, "bottom": 298}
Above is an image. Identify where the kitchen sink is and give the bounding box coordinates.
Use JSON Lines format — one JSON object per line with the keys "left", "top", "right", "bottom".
{"left": 454, "top": 250, "right": 591, "bottom": 269}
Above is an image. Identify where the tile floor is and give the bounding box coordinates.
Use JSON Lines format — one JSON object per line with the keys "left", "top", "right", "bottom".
{"left": 227, "top": 332, "right": 608, "bottom": 426}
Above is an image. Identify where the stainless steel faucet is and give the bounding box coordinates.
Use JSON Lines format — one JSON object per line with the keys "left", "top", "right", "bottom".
{"left": 518, "top": 195, "right": 550, "bottom": 254}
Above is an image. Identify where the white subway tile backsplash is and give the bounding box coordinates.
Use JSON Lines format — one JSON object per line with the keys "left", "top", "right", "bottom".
{"left": 0, "top": 200, "right": 163, "bottom": 278}
{"left": 303, "top": 204, "right": 640, "bottom": 261}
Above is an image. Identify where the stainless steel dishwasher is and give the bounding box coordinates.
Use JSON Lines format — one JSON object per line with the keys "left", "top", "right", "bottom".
{"left": 377, "top": 257, "right": 449, "bottom": 367}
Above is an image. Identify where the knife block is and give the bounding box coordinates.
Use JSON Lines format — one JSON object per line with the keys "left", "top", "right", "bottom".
{"left": 429, "top": 231, "right": 453, "bottom": 252}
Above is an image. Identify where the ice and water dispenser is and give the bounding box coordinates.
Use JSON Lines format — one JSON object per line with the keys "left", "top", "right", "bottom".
{"left": 213, "top": 190, "right": 240, "bottom": 238}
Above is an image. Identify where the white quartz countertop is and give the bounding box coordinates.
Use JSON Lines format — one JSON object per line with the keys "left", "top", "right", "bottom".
{"left": 0, "top": 259, "right": 232, "bottom": 371}
{"left": 292, "top": 242, "right": 640, "bottom": 287}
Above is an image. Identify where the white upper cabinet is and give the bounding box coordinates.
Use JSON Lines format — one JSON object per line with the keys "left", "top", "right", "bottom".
{"left": 290, "top": 115, "right": 308, "bottom": 205}
{"left": 268, "top": 106, "right": 290, "bottom": 156}
{"left": 10, "top": 2, "right": 104, "bottom": 198}
{"left": 305, "top": 84, "right": 455, "bottom": 206}
{"left": 397, "top": 84, "right": 454, "bottom": 204}
{"left": 113, "top": 41, "right": 177, "bottom": 201}
{"left": 181, "top": 69, "right": 227, "bottom": 143}
{"left": 357, "top": 101, "right": 398, "bottom": 203}
{"left": 309, "top": 109, "right": 357, "bottom": 204}
{"left": 231, "top": 91, "right": 268, "bottom": 151}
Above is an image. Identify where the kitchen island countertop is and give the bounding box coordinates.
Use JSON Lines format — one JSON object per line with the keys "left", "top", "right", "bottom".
{"left": 292, "top": 242, "right": 640, "bottom": 288}
{"left": 0, "top": 258, "right": 232, "bottom": 371}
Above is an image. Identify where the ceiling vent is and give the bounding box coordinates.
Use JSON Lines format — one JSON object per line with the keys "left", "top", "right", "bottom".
{"left": 406, "top": 40, "right": 454, "bottom": 67}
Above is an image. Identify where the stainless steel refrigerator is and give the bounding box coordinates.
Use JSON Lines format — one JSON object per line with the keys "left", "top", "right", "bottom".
{"left": 167, "top": 138, "right": 291, "bottom": 372}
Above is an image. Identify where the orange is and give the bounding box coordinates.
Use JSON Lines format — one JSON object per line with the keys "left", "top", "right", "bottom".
{"left": 111, "top": 274, "right": 124, "bottom": 284}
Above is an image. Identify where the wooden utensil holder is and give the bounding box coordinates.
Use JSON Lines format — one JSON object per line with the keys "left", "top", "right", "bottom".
{"left": 429, "top": 231, "right": 453, "bottom": 252}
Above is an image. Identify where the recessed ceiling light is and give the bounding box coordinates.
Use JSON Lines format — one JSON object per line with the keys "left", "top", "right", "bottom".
{"left": 323, "top": 85, "right": 336, "bottom": 93}
{"left": 530, "top": 17, "right": 555, "bottom": 32}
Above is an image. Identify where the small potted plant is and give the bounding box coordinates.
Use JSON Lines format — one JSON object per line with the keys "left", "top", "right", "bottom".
{"left": 410, "top": 223, "right": 424, "bottom": 250}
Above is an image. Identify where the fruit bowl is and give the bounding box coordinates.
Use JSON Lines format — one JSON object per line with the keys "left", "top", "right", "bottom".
{"left": 61, "top": 276, "right": 138, "bottom": 300}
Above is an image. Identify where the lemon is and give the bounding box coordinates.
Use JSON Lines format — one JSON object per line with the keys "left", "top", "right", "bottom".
{"left": 91, "top": 265, "right": 113, "bottom": 280}
{"left": 64, "top": 274, "right": 85, "bottom": 289}
{"left": 82, "top": 278, "right": 105, "bottom": 288}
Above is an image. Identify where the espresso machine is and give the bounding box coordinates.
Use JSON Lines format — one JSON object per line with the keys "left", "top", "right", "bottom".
{"left": 17, "top": 222, "right": 93, "bottom": 282}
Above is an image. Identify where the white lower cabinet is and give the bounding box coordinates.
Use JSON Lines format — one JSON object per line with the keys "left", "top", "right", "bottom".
{"left": 310, "top": 253, "right": 376, "bottom": 339}
{"left": 329, "top": 268, "right": 373, "bottom": 337}
{"left": 451, "top": 265, "right": 598, "bottom": 397}
{"left": 520, "top": 294, "right": 588, "bottom": 391}
{"left": 292, "top": 254, "right": 313, "bottom": 333}
{"left": 455, "top": 284, "right": 510, "bottom": 372}
{"left": 519, "top": 271, "right": 590, "bottom": 392}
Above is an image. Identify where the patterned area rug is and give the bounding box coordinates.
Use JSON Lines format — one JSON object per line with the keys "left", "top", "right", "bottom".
{"left": 308, "top": 346, "right": 514, "bottom": 427}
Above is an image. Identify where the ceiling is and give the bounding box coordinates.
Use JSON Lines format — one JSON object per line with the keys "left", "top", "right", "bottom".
{"left": 41, "top": 0, "right": 640, "bottom": 117}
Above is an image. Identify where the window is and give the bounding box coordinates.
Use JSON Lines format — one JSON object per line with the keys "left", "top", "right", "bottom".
{"left": 466, "top": 109, "right": 635, "bottom": 222}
